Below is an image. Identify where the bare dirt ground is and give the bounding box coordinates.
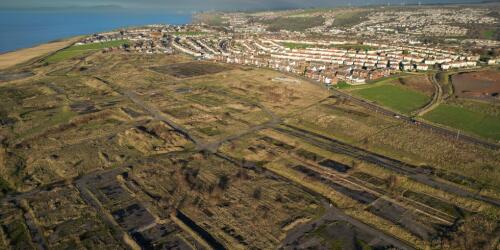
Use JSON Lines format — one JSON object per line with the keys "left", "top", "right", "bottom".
{"left": 0, "top": 37, "right": 80, "bottom": 70}
{"left": 151, "top": 62, "right": 232, "bottom": 78}
{"left": 0, "top": 50, "right": 498, "bottom": 250}
{"left": 398, "top": 75, "right": 434, "bottom": 96}
{"left": 452, "top": 70, "right": 500, "bottom": 102}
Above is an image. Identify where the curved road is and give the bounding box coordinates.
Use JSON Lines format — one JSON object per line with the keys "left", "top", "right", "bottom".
{"left": 280, "top": 71, "right": 498, "bottom": 150}
{"left": 327, "top": 82, "right": 499, "bottom": 150}
{"left": 415, "top": 73, "right": 443, "bottom": 116}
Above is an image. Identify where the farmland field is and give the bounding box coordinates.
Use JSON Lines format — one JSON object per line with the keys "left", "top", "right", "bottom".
{"left": 351, "top": 84, "right": 430, "bottom": 114}
{"left": 422, "top": 103, "right": 500, "bottom": 140}
{"left": 45, "top": 40, "right": 130, "bottom": 63}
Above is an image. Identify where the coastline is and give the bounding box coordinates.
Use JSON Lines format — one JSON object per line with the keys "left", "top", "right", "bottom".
{"left": 0, "top": 9, "right": 192, "bottom": 54}
{"left": 0, "top": 36, "right": 81, "bottom": 70}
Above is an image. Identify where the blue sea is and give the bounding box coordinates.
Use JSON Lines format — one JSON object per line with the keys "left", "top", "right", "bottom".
{"left": 0, "top": 9, "right": 191, "bottom": 53}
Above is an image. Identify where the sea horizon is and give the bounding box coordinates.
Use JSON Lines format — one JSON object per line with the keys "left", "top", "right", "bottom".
{"left": 0, "top": 9, "right": 192, "bottom": 53}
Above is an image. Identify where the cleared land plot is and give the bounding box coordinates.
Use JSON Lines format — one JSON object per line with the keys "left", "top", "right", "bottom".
{"left": 451, "top": 70, "right": 500, "bottom": 102}
{"left": 422, "top": 103, "right": 500, "bottom": 140}
{"left": 281, "top": 220, "right": 393, "bottom": 249}
{"left": 352, "top": 85, "right": 430, "bottom": 114}
{"left": 151, "top": 62, "right": 231, "bottom": 78}
{"left": 45, "top": 40, "right": 129, "bottom": 63}
{"left": 397, "top": 75, "right": 434, "bottom": 96}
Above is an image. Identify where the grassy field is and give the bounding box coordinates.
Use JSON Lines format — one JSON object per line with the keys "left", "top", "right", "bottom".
{"left": 45, "top": 40, "right": 129, "bottom": 63}
{"left": 352, "top": 85, "right": 430, "bottom": 114}
{"left": 332, "top": 10, "right": 368, "bottom": 27}
{"left": 422, "top": 104, "right": 500, "bottom": 140}
{"left": 481, "top": 29, "right": 495, "bottom": 40}
{"left": 333, "top": 81, "right": 352, "bottom": 89}
{"left": 195, "top": 14, "right": 225, "bottom": 26}
{"left": 262, "top": 16, "right": 325, "bottom": 32}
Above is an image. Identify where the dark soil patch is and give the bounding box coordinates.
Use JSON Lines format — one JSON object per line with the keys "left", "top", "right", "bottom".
{"left": 176, "top": 210, "right": 226, "bottom": 250}
{"left": 70, "top": 101, "right": 99, "bottom": 114}
{"left": 293, "top": 165, "right": 377, "bottom": 204}
{"left": 368, "top": 199, "right": 443, "bottom": 240}
{"left": 319, "top": 159, "right": 351, "bottom": 173}
{"left": 0, "top": 71, "right": 34, "bottom": 82}
{"left": 112, "top": 203, "right": 156, "bottom": 232}
{"left": 295, "top": 149, "right": 324, "bottom": 162}
{"left": 260, "top": 136, "right": 295, "bottom": 150}
{"left": 121, "top": 107, "right": 143, "bottom": 118}
{"left": 403, "top": 190, "right": 471, "bottom": 219}
{"left": 282, "top": 220, "right": 393, "bottom": 250}
{"left": 151, "top": 62, "right": 231, "bottom": 78}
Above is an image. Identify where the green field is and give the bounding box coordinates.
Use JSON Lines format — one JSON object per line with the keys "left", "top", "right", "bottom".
{"left": 423, "top": 104, "right": 500, "bottom": 140}
{"left": 333, "top": 81, "right": 352, "bottom": 89}
{"left": 352, "top": 85, "right": 430, "bottom": 114}
{"left": 481, "top": 29, "right": 495, "bottom": 40}
{"left": 45, "top": 40, "right": 129, "bottom": 63}
{"left": 332, "top": 11, "right": 368, "bottom": 27}
{"left": 262, "top": 16, "right": 325, "bottom": 32}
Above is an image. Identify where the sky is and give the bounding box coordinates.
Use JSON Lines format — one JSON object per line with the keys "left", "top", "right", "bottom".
{"left": 0, "top": 0, "right": 488, "bottom": 11}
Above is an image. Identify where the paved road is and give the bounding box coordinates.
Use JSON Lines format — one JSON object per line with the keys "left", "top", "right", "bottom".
{"left": 289, "top": 73, "right": 499, "bottom": 150}
{"left": 329, "top": 86, "right": 499, "bottom": 150}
